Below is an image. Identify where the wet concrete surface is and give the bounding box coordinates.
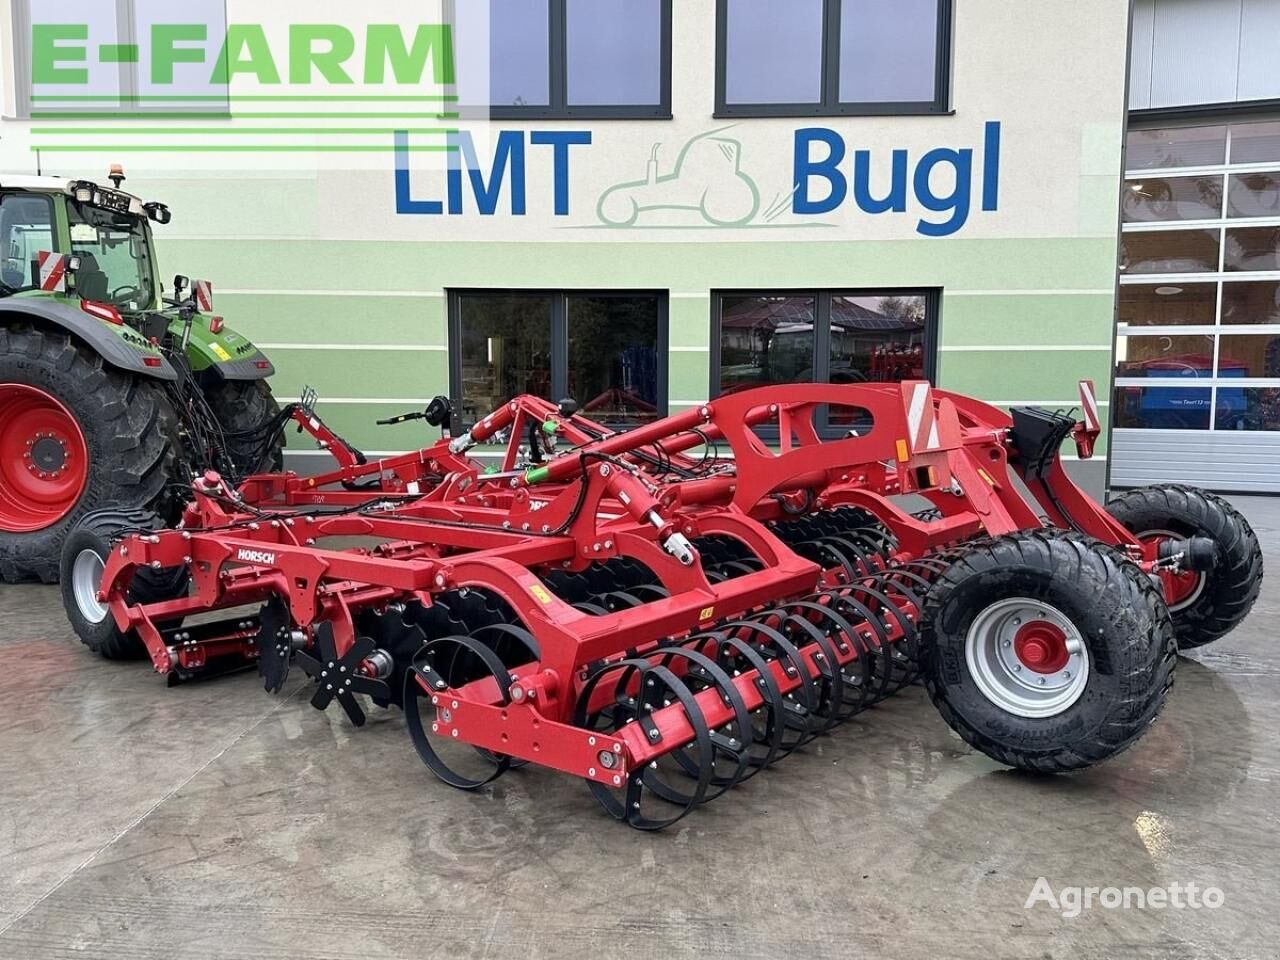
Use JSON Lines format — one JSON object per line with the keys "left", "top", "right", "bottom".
{"left": 0, "top": 498, "right": 1277, "bottom": 959}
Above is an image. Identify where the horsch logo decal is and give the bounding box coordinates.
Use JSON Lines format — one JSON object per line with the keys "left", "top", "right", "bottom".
{"left": 237, "top": 548, "right": 277, "bottom": 565}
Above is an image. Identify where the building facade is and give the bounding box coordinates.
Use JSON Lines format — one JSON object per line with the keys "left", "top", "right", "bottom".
{"left": 0, "top": 1, "right": 1134, "bottom": 491}
{"left": 1114, "top": 0, "right": 1280, "bottom": 492}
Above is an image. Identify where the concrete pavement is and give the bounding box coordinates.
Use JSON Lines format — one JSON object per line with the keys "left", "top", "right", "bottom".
{"left": 1, "top": 497, "right": 1277, "bottom": 959}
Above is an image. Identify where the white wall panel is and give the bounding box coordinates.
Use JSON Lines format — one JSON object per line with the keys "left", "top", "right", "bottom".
{"left": 0, "top": 0, "right": 11, "bottom": 117}
{"left": 1149, "top": 0, "right": 1243, "bottom": 108}
{"left": 1129, "top": 0, "right": 1156, "bottom": 110}
{"left": 1239, "top": 0, "right": 1280, "bottom": 101}
{"left": 1136, "top": 0, "right": 1280, "bottom": 109}
{"left": 1112, "top": 431, "right": 1280, "bottom": 492}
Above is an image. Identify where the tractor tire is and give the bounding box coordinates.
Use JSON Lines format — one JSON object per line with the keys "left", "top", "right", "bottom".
{"left": 0, "top": 324, "right": 182, "bottom": 584}
{"left": 203, "top": 379, "right": 285, "bottom": 476}
{"left": 59, "top": 506, "right": 190, "bottom": 660}
{"left": 921, "top": 530, "right": 1176, "bottom": 774}
{"left": 1107, "top": 484, "right": 1263, "bottom": 650}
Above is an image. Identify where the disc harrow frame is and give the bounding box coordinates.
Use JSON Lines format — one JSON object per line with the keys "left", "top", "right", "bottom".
{"left": 74, "top": 380, "right": 1219, "bottom": 828}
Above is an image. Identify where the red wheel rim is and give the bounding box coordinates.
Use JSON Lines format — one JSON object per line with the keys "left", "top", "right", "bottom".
{"left": 0, "top": 384, "right": 89, "bottom": 532}
{"left": 1012, "top": 621, "right": 1071, "bottom": 675}
{"left": 1141, "top": 531, "right": 1205, "bottom": 611}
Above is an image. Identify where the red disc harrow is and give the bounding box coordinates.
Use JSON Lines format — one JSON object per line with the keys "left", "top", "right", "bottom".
{"left": 66, "top": 380, "right": 1229, "bottom": 828}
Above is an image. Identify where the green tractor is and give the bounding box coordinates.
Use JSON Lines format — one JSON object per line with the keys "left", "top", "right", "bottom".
{"left": 0, "top": 168, "right": 285, "bottom": 583}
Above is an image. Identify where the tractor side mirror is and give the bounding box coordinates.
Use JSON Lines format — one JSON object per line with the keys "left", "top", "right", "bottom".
{"left": 173, "top": 275, "right": 189, "bottom": 299}
{"left": 58, "top": 255, "right": 82, "bottom": 289}
{"left": 144, "top": 202, "right": 172, "bottom": 225}
{"left": 424, "top": 396, "right": 453, "bottom": 428}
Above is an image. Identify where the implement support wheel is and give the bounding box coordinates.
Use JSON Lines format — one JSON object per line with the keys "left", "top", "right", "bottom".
{"left": 1107, "top": 484, "right": 1263, "bottom": 650}
{"left": 922, "top": 531, "right": 1176, "bottom": 773}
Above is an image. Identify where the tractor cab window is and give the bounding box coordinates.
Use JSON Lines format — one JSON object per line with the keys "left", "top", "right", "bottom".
{"left": 67, "top": 203, "right": 154, "bottom": 311}
{"left": 0, "top": 194, "right": 55, "bottom": 295}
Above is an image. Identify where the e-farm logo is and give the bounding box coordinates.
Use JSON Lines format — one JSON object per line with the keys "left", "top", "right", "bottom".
{"left": 32, "top": 22, "right": 454, "bottom": 88}
{"left": 26, "top": 17, "right": 458, "bottom": 158}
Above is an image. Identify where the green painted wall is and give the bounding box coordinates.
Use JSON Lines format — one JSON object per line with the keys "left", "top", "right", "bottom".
{"left": 3, "top": 0, "right": 1130, "bottom": 468}
{"left": 168, "top": 236, "right": 1118, "bottom": 457}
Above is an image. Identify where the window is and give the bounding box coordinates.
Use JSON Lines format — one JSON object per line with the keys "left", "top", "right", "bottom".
{"left": 0, "top": 194, "right": 55, "bottom": 294}
{"left": 458, "top": 0, "right": 671, "bottom": 119}
{"left": 1113, "top": 386, "right": 1213, "bottom": 431}
{"left": 712, "top": 290, "right": 937, "bottom": 434}
{"left": 1123, "top": 177, "right": 1222, "bottom": 223}
{"left": 1120, "top": 230, "right": 1220, "bottom": 274}
{"left": 1116, "top": 334, "right": 1216, "bottom": 380}
{"left": 455, "top": 294, "right": 553, "bottom": 424}
{"left": 567, "top": 296, "right": 664, "bottom": 424}
{"left": 450, "top": 291, "right": 667, "bottom": 428}
{"left": 1223, "top": 282, "right": 1280, "bottom": 325}
{"left": 1226, "top": 227, "right": 1280, "bottom": 272}
{"left": 1118, "top": 283, "right": 1216, "bottom": 327}
{"left": 67, "top": 202, "right": 155, "bottom": 310}
{"left": 719, "top": 294, "right": 818, "bottom": 390}
{"left": 1125, "top": 125, "right": 1226, "bottom": 170}
{"left": 10, "top": 0, "right": 228, "bottom": 117}
{"left": 716, "top": 0, "right": 952, "bottom": 117}
{"left": 1116, "top": 118, "right": 1280, "bottom": 435}
{"left": 1228, "top": 173, "right": 1280, "bottom": 219}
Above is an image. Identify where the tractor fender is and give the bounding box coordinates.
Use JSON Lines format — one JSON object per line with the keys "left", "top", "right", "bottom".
{"left": 0, "top": 299, "right": 177, "bottom": 382}
{"left": 183, "top": 320, "right": 274, "bottom": 382}
{"left": 200, "top": 353, "right": 276, "bottom": 381}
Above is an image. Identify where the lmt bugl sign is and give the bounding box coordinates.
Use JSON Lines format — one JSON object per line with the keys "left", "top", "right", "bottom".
{"left": 396, "top": 121, "right": 1002, "bottom": 236}
{"left": 792, "top": 121, "right": 1002, "bottom": 236}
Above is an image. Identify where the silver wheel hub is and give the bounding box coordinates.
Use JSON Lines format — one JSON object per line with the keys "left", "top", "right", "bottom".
{"left": 965, "top": 597, "right": 1090, "bottom": 719}
{"left": 71, "top": 548, "right": 108, "bottom": 624}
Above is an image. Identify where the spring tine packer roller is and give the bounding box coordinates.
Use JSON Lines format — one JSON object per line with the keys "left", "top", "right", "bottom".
{"left": 60, "top": 380, "right": 1263, "bottom": 829}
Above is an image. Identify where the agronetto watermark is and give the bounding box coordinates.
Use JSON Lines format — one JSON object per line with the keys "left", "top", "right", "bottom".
{"left": 1025, "top": 878, "right": 1225, "bottom": 919}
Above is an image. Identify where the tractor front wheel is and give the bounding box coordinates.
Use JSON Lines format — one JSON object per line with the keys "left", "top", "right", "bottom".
{"left": 0, "top": 325, "right": 180, "bottom": 583}
{"left": 1107, "top": 484, "right": 1263, "bottom": 650}
{"left": 922, "top": 531, "right": 1175, "bottom": 773}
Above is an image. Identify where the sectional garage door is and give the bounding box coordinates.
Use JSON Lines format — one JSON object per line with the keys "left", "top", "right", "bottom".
{"left": 1112, "top": 118, "right": 1280, "bottom": 492}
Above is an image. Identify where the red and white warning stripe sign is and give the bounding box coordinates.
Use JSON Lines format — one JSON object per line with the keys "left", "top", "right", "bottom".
{"left": 37, "top": 251, "right": 67, "bottom": 293}
{"left": 1078, "top": 379, "right": 1101, "bottom": 432}
{"left": 193, "top": 279, "right": 213, "bottom": 312}
{"left": 902, "top": 380, "right": 941, "bottom": 452}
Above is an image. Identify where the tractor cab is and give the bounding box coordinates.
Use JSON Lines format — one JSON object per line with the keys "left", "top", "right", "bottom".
{"left": 0, "top": 168, "right": 168, "bottom": 316}
{"left": 0, "top": 169, "right": 281, "bottom": 586}
{"left": 0, "top": 166, "right": 272, "bottom": 379}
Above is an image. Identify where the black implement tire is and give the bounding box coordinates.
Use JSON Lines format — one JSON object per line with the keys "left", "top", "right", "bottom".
{"left": 922, "top": 531, "right": 1176, "bottom": 773}
{"left": 59, "top": 506, "right": 189, "bottom": 660}
{"left": 1107, "top": 484, "right": 1263, "bottom": 650}
{"left": 0, "top": 324, "right": 182, "bottom": 584}
{"left": 203, "top": 379, "right": 284, "bottom": 476}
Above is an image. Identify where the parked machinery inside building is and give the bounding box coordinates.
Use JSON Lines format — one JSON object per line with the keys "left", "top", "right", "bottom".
{"left": 58, "top": 381, "right": 1262, "bottom": 829}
